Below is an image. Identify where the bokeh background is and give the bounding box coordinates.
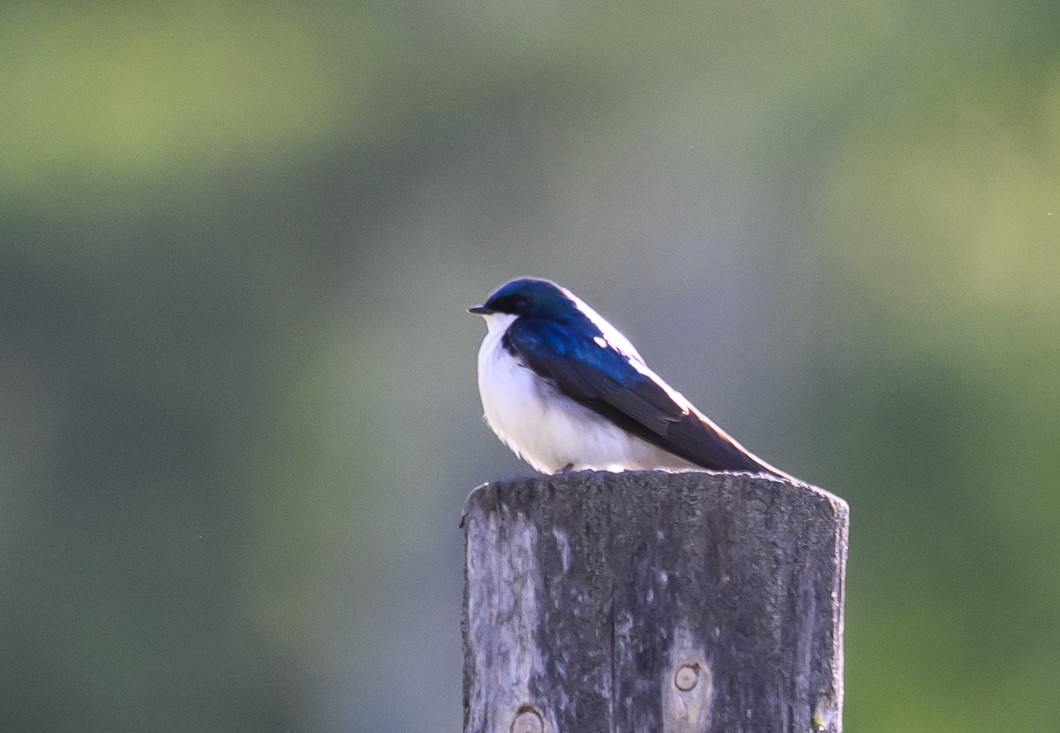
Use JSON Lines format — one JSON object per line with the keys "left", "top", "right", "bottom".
{"left": 3, "top": 2, "right": 1058, "bottom": 731}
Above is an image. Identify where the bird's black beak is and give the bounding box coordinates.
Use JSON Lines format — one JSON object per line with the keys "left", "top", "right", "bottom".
{"left": 467, "top": 304, "right": 494, "bottom": 315}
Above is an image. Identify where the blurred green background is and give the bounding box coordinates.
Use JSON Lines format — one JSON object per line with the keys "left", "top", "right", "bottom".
{"left": 2, "top": 1, "right": 1058, "bottom": 731}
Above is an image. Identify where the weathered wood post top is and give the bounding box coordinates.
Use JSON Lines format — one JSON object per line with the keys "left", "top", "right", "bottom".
{"left": 462, "top": 470, "right": 849, "bottom": 733}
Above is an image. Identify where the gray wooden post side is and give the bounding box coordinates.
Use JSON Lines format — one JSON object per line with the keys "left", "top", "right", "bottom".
{"left": 461, "top": 471, "right": 849, "bottom": 733}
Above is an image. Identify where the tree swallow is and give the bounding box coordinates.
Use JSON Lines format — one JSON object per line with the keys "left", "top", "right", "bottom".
{"left": 469, "top": 277, "right": 792, "bottom": 480}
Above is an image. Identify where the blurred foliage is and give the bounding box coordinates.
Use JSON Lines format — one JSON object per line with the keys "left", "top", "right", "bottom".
{"left": 2, "top": 1, "right": 1058, "bottom": 731}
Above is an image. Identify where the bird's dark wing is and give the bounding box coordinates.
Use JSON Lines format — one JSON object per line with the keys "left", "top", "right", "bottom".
{"left": 505, "top": 318, "right": 779, "bottom": 475}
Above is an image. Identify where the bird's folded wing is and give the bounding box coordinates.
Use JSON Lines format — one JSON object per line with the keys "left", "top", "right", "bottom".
{"left": 505, "top": 319, "right": 768, "bottom": 473}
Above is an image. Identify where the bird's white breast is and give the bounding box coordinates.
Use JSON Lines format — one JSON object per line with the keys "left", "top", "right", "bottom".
{"left": 476, "top": 314, "right": 692, "bottom": 474}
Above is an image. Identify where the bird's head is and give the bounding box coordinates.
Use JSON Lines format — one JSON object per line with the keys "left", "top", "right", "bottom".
{"left": 468, "top": 277, "right": 576, "bottom": 321}
{"left": 469, "top": 276, "right": 646, "bottom": 365}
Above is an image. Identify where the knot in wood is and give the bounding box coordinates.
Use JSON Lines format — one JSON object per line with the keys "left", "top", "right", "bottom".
{"left": 511, "top": 706, "right": 544, "bottom": 733}
{"left": 674, "top": 663, "right": 700, "bottom": 691}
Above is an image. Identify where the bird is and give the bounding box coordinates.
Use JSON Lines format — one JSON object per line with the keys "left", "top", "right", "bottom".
{"left": 468, "top": 276, "right": 793, "bottom": 481}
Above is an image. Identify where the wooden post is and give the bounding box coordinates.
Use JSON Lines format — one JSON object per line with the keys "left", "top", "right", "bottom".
{"left": 462, "top": 471, "right": 848, "bottom": 733}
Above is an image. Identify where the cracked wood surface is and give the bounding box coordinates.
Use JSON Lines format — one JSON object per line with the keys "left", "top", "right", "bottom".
{"left": 462, "top": 471, "right": 848, "bottom": 733}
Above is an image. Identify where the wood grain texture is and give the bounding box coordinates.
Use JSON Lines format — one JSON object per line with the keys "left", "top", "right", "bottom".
{"left": 462, "top": 471, "right": 848, "bottom": 733}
